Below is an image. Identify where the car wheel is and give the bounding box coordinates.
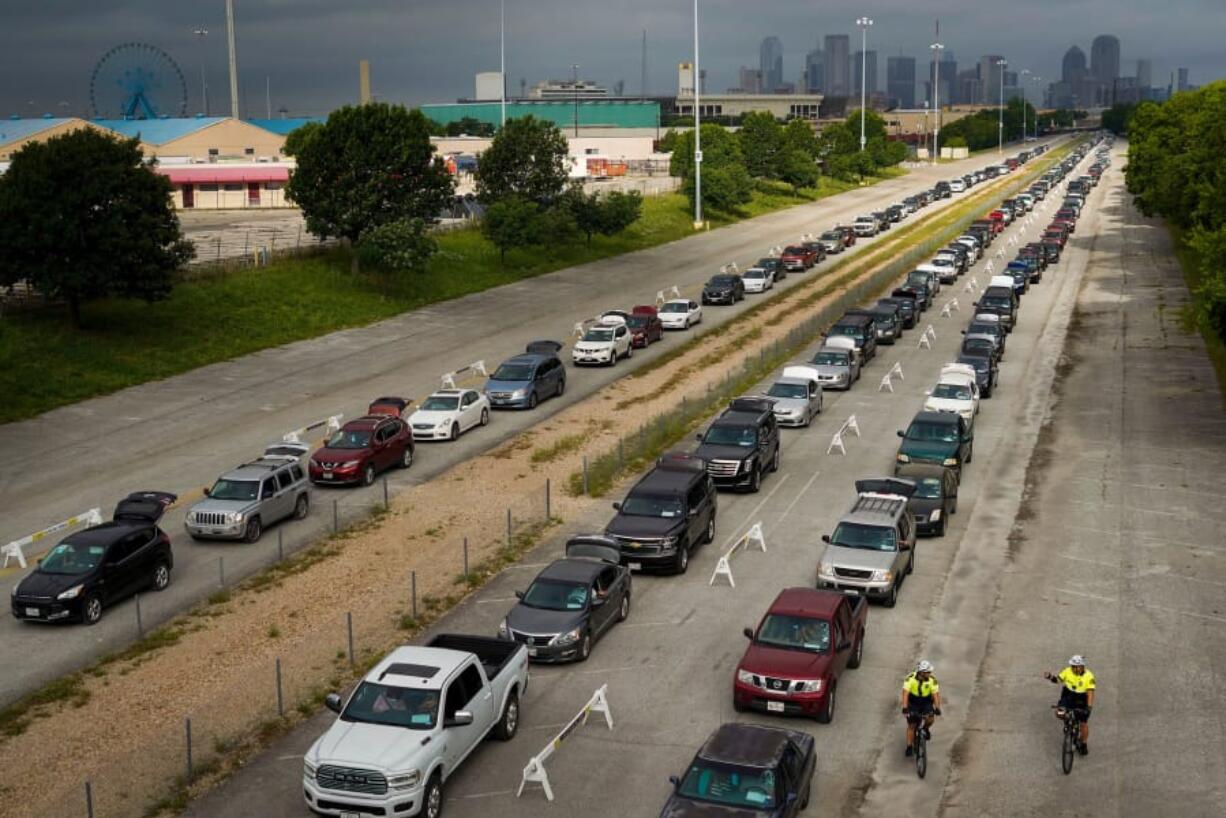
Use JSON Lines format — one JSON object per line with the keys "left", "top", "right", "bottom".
{"left": 479, "top": 408, "right": 490, "bottom": 427}
{"left": 966, "top": 444, "right": 974, "bottom": 464}
{"left": 618, "top": 592, "right": 631, "bottom": 622}
{"left": 770, "top": 447, "right": 780, "bottom": 473}
{"left": 749, "top": 467, "right": 762, "bottom": 493}
{"left": 422, "top": 773, "right": 443, "bottom": 818}
{"left": 577, "top": 631, "right": 592, "bottom": 662}
{"left": 817, "top": 685, "right": 836, "bottom": 724}
{"left": 528, "top": 391, "right": 538, "bottom": 410}
{"left": 82, "top": 594, "right": 103, "bottom": 625}
{"left": 883, "top": 581, "right": 899, "bottom": 608}
{"left": 848, "top": 630, "right": 865, "bottom": 669}
{"left": 951, "top": 497, "right": 958, "bottom": 515}
{"left": 733, "top": 697, "right": 748, "bottom": 713}
{"left": 400, "top": 446, "right": 414, "bottom": 469}
{"left": 244, "top": 516, "right": 263, "bottom": 543}
{"left": 626, "top": 344, "right": 633, "bottom": 359}
{"left": 294, "top": 493, "right": 310, "bottom": 520}
{"left": 675, "top": 545, "right": 690, "bottom": 575}
{"left": 493, "top": 691, "right": 520, "bottom": 741}
{"left": 362, "top": 463, "right": 376, "bottom": 486}
{"left": 608, "top": 350, "right": 618, "bottom": 367}
{"left": 937, "top": 515, "right": 947, "bottom": 537}
{"left": 703, "top": 514, "right": 715, "bottom": 545}
{"left": 556, "top": 378, "right": 565, "bottom": 397}
{"left": 152, "top": 561, "right": 171, "bottom": 592}
{"left": 907, "top": 550, "right": 916, "bottom": 575}
{"left": 450, "top": 422, "right": 460, "bottom": 441}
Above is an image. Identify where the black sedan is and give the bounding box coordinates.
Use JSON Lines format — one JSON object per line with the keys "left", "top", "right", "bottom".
{"left": 661, "top": 723, "right": 815, "bottom": 817}
{"left": 893, "top": 465, "right": 960, "bottom": 537}
{"left": 498, "top": 536, "right": 630, "bottom": 663}
{"left": 11, "top": 491, "right": 177, "bottom": 625}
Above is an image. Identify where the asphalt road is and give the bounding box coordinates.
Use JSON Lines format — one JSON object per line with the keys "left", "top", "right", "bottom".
{"left": 179, "top": 142, "right": 1119, "bottom": 818}
{"left": 0, "top": 143, "right": 1063, "bottom": 707}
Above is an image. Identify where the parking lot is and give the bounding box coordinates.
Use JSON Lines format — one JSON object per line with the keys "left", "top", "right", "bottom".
{"left": 171, "top": 143, "right": 1199, "bottom": 818}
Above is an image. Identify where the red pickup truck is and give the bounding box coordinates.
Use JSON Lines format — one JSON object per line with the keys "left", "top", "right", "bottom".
{"left": 733, "top": 588, "right": 867, "bottom": 724}
{"left": 781, "top": 244, "right": 818, "bottom": 272}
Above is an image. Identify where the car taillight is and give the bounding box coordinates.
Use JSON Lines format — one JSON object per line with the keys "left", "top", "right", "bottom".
{"left": 159, "top": 533, "right": 170, "bottom": 545}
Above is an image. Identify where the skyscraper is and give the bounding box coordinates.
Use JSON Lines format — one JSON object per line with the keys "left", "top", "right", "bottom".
{"left": 805, "top": 48, "right": 825, "bottom": 93}
{"left": 937, "top": 56, "right": 957, "bottom": 106}
{"left": 1062, "top": 46, "right": 1088, "bottom": 83}
{"left": 1178, "top": 67, "right": 1190, "bottom": 91}
{"left": 1136, "top": 58, "right": 1152, "bottom": 91}
{"left": 737, "top": 66, "right": 762, "bottom": 94}
{"left": 853, "top": 50, "right": 878, "bottom": 95}
{"left": 979, "top": 55, "right": 1006, "bottom": 105}
{"left": 887, "top": 56, "right": 916, "bottom": 108}
{"left": 760, "top": 36, "right": 784, "bottom": 93}
{"left": 824, "top": 34, "right": 851, "bottom": 96}
{"left": 1090, "top": 35, "right": 1121, "bottom": 85}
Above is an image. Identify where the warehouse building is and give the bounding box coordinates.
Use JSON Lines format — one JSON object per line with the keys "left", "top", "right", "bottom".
{"left": 421, "top": 100, "right": 660, "bottom": 131}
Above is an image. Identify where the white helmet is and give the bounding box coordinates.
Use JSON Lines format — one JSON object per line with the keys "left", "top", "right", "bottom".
{"left": 916, "top": 660, "right": 934, "bottom": 673}
{"left": 1069, "top": 655, "right": 1085, "bottom": 667}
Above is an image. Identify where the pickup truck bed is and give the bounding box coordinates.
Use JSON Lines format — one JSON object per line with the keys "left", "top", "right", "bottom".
{"left": 427, "top": 634, "right": 520, "bottom": 686}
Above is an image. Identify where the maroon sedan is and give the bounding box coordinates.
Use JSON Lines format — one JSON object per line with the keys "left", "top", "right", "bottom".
{"left": 309, "top": 416, "right": 415, "bottom": 487}
{"left": 626, "top": 305, "right": 664, "bottom": 348}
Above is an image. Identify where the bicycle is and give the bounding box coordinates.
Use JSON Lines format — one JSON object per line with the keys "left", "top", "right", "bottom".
{"left": 1053, "top": 705, "right": 1087, "bottom": 774}
{"left": 907, "top": 710, "right": 931, "bottom": 779}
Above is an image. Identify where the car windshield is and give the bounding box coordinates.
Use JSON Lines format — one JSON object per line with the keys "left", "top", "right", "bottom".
{"left": 783, "top": 246, "right": 805, "bottom": 255}
{"left": 341, "top": 681, "right": 440, "bottom": 730}
{"left": 208, "top": 478, "right": 259, "bottom": 501}
{"left": 812, "top": 352, "right": 848, "bottom": 366}
{"left": 520, "top": 578, "right": 589, "bottom": 611}
{"left": 831, "top": 522, "right": 898, "bottom": 551}
{"left": 906, "top": 421, "right": 959, "bottom": 443}
{"left": 709, "top": 277, "right": 736, "bottom": 287}
{"left": 830, "top": 325, "right": 861, "bottom": 337}
{"left": 583, "top": 328, "right": 615, "bottom": 342}
{"left": 821, "top": 232, "right": 841, "bottom": 241}
{"left": 492, "top": 363, "right": 534, "bottom": 381}
{"left": 932, "top": 258, "right": 953, "bottom": 267}
{"left": 914, "top": 478, "right": 944, "bottom": 499}
{"left": 626, "top": 315, "right": 649, "bottom": 328}
{"left": 421, "top": 396, "right": 460, "bottom": 411}
{"left": 755, "top": 614, "right": 831, "bottom": 653}
{"left": 907, "top": 273, "right": 929, "bottom": 285}
{"left": 325, "top": 429, "right": 373, "bottom": 449}
{"left": 661, "top": 303, "right": 689, "bottom": 313}
{"left": 677, "top": 759, "right": 777, "bottom": 810}
{"left": 744, "top": 270, "right": 765, "bottom": 279}
{"left": 968, "top": 323, "right": 998, "bottom": 336}
{"left": 960, "top": 357, "right": 989, "bottom": 373}
{"left": 38, "top": 540, "right": 105, "bottom": 575}
{"left": 963, "top": 339, "right": 994, "bottom": 354}
{"left": 757, "top": 259, "right": 777, "bottom": 268}
{"left": 703, "top": 425, "right": 757, "bottom": 447}
{"left": 620, "top": 494, "right": 685, "bottom": 518}
{"left": 767, "top": 383, "right": 808, "bottom": 399}
{"left": 931, "top": 383, "right": 972, "bottom": 400}
{"left": 982, "top": 296, "right": 1011, "bottom": 309}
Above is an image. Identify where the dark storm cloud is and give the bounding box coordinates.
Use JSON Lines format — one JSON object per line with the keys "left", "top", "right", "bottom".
{"left": 1, "top": 0, "right": 1221, "bottom": 118}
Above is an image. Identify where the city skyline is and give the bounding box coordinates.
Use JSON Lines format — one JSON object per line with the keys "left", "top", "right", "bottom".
{"left": 0, "top": 0, "right": 1221, "bottom": 117}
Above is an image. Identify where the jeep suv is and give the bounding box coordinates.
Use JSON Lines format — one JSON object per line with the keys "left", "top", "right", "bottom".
{"left": 694, "top": 397, "right": 781, "bottom": 493}
{"left": 816, "top": 488, "right": 917, "bottom": 607}
{"left": 309, "top": 415, "right": 415, "bottom": 487}
{"left": 188, "top": 455, "right": 310, "bottom": 542}
{"left": 604, "top": 453, "right": 717, "bottom": 574}
{"left": 825, "top": 313, "right": 878, "bottom": 364}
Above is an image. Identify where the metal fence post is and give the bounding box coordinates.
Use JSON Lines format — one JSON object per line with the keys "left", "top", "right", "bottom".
{"left": 277, "top": 528, "right": 284, "bottom": 562}
{"left": 506, "top": 507, "right": 512, "bottom": 548}
{"left": 382, "top": 476, "right": 389, "bottom": 510}
{"left": 333, "top": 499, "right": 339, "bottom": 532}
{"left": 346, "top": 612, "right": 355, "bottom": 667}
{"left": 618, "top": 439, "right": 625, "bottom": 468}
{"left": 85, "top": 781, "right": 94, "bottom": 818}
{"left": 462, "top": 538, "right": 469, "bottom": 581}
{"left": 411, "top": 572, "right": 418, "bottom": 619}
{"left": 545, "top": 480, "right": 551, "bottom": 520}
{"left": 185, "top": 717, "right": 193, "bottom": 780}
{"left": 219, "top": 557, "right": 225, "bottom": 588}
{"left": 583, "top": 457, "right": 589, "bottom": 495}
{"left": 135, "top": 593, "right": 143, "bottom": 639}
{"left": 276, "top": 658, "right": 284, "bottom": 717}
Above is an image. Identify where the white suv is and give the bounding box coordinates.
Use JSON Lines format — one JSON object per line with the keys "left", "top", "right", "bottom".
{"left": 572, "top": 318, "right": 632, "bottom": 365}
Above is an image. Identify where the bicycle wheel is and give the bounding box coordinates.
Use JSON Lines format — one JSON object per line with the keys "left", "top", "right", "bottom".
{"left": 1061, "top": 724, "right": 1075, "bottom": 775}
{"left": 915, "top": 732, "right": 928, "bottom": 779}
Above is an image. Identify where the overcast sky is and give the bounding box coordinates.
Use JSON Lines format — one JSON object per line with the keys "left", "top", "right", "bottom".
{"left": 2, "top": 0, "right": 1222, "bottom": 118}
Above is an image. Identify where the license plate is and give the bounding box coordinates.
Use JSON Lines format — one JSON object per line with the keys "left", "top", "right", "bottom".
{"left": 527, "top": 648, "right": 537, "bottom": 657}
{"left": 210, "top": 530, "right": 223, "bottom": 536}
{"left": 24, "top": 607, "right": 39, "bottom": 617}
{"left": 341, "top": 812, "right": 360, "bottom": 818}
{"left": 766, "top": 701, "right": 785, "bottom": 713}
{"left": 628, "top": 562, "right": 642, "bottom": 571}
{"left": 322, "top": 472, "right": 333, "bottom": 479}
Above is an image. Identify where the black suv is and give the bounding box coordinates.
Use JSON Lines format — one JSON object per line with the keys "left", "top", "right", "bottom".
{"left": 702, "top": 274, "right": 745, "bottom": 305}
{"left": 12, "top": 491, "right": 177, "bottom": 625}
{"left": 756, "top": 257, "right": 786, "bottom": 282}
{"left": 605, "top": 453, "right": 717, "bottom": 574}
{"left": 694, "top": 397, "right": 781, "bottom": 493}
{"left": 826, "top": 313, "right": 878, "bottom": 364}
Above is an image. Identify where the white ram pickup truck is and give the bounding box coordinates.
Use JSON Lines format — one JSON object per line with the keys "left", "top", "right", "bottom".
{"left": 304, "top": 634, "right": 529, "bottom": 818}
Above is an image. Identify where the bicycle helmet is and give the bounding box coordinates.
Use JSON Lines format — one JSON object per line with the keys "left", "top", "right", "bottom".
{"left": 1069, "top": 655, "right": 1085, "bottom": 667}
{"left": 916, "top": 660, "right": 934, "bottom": 673}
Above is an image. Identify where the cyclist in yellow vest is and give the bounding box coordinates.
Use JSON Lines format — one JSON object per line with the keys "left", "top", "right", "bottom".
{"left": 900, "top": 660, "right": 942, "bottom": 756}
{"left": 1044, "top": 655, "right": 1095, "bottom": 755}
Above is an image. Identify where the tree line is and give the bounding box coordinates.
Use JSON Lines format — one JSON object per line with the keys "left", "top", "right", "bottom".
{"left": 935, "top": 98, "right": 1041, "bottom": 152}
{"left": 1122, "top": 81, "right": 1226, "bottom": 341}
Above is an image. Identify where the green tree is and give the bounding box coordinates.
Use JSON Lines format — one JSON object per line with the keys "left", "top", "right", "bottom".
{"left": 0, "top": 128, "right": 193, "bottom": 328}
{"left": 481, "top": 195, "right": 539, "bottom": 262}
{"left": 355, "top": 218, "right": 437, "bottom": 278}
{"left": 684, "top": 163, "right": 753, "bottom": 212}
{"left": 668, "top": 124, "right": 743, "bottom": 179}
{"left": 782, "top": 119, "right": 819, "bottom": 158}
{"left": 775, "top": 149, "right": 819, "bottom": 192}
{"left": 737, "top": 112, "right": 784, "bottom": 178}
{"left": 565, "top": 187, "right": 644, "bottom": 244}
{"left": 286, "top": 104, "right": 453, "bottom": 246}
{"left": 843, "top": 109, "right": 887, "bottom": 142}
{"left": 475, "top": 116, "right": 571, "bottom": 205}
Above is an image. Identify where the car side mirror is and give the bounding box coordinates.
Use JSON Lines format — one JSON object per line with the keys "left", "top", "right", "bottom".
{"left": 612, "top": 502, "right": 622, "bottom": 511}
{"left": 669, "top": 775, "right": 681, "bottom": 789}
{"left": 325, "top": 693, "right": 343, "bottom": 714}
{"left": 837, "top": 639, "right": 853, "bottom": 652}
{"left": 743, "top": 627, "right": 754, "bottom": 640}
{"left": 695, "top": 432, "right": 704, "bottom": 442}
{"left": 203, "top": 487, "right": 211, "bottom": 497}
{"left": 924, "top": 389, "right": 932, "bottom": 396}
{"left": 821, "top": 534, "right": 832, "bottom": 544}
{"left": 896, "top": 430, "right": 905, "bottom": 437}
{"left": 786, "top": 793, "right": 798, "bottom": 805}
{"left": 899, "top": 541, "right": 912, "bottom": 551}
{"left": 591, "top": 596, "right": 606, "bottom": 608}
{"left": 514, "top": 590, "right": 524, "bottom": 600}
{"left": 446, "top": 710, "right": 474, "bottom": 728}
{"left": 960, "top": 330, "right": 966, "bottom": 335}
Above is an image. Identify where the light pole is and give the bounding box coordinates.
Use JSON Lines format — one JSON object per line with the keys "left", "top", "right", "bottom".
{"left": 571, "top": 63, "right": 580, "bottom": 137}
{"left": 1030, "top": 75, "right": 1042, "bottom": 139}
{"left": 194, "top": 27, "right": 209, "bottom": 115}
{"left": 856, "top": 17, "right": 873, "bottom": 151}
{"left": 225, "top": 0, "right": 239, "bottom": 119}
{"left": 1019, "top": 68, "right": 1030, "bottom": 142}
{"left": 693, "top": 0, "right": 702, "bottom": 227}
{"left": 930, "top": 42, "right": 944, "bottom": 164}
{"left": 996, "top": 58, "right": 1007, "bottom": 154}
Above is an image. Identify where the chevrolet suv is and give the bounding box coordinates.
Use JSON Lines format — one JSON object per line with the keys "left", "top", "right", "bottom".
{"left": 188, "top": 455, "right": 310, "bottom": 542}
{"left": 694, "top": 397, "right": 781, "bottom": 493}
{"left": 309, "top": 415, "right": 415, "bottom": 487}
{"left": 604, "top": 453, "right": 717, "bottom": 574}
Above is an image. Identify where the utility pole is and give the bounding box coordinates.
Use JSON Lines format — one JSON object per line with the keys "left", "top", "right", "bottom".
{"left": 499, "top": 0, "right": 506, "bottom": 127}
{"left": 225, "top": 0, "right": 240, "bottom": 119}
{"left": 641, "top": 29, "right": 648, "bottom": 99}
{"left": 931, "top": 41, "right": 944, "bottom": 164}
{"left": 265, "top": 76, "right": 271, "bottom": 118}
{"left": 571, "top": 63, "right": 580, "bottom": 137}
{"left": 1019, "top": 68, "right": 1030, "bottom": 142}
{"left": 996, "top": 58, "right": 1007, "bottom": 154}
{"left": 856, "top": 17, "right": 873, "bottom": 151}
{"left": 693, "top": 0, "right": 702, "bottom": 227}
{"left": 194, "top": 28, "right": 209, "bottom": 116}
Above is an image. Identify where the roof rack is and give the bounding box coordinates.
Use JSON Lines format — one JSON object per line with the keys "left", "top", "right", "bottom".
{"left": 656, "top": 451, "right": 707, "bottom": 473}
{"left": 850, "top": 492, "right": 907, "bottom": 516}
{"left": 727, "top": 396, "right": 775, "bottom": 414}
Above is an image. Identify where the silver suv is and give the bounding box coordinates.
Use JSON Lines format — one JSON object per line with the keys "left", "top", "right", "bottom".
{"left": 186, "top": 451, "right": 309, "bottom": 543}
{"left": 815, "top": 487, "right": 917, "bottom": 607}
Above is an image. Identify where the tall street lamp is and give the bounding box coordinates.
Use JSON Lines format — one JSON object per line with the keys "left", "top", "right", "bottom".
{"left": 1019, "top": 68, "right": 1031, "bottom": 142}
{"left": 930, "top": 42, "right": 944, "bottom": 165}
{"left": 996, "top": 58, "right": 1007, "bottom": 154}
{"left": 856, "top": 17, "right": 873, "bottom": 151}
{"left": 1030, "top": 75, "right": 1042, "bottom": 139}
{"left": 571, "top": 63, "right": 580, "bottom": 137}
{"left": 500, "top": 0, "right": 506, "bottom": 128}
{"left": 693, "top": 0, "right": 703, "bottom": 227}
{"left": 194, "top": 27, "right": 209, "bottom": 116}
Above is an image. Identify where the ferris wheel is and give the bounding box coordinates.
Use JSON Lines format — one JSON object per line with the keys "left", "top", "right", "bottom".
{"left": 90, "top": 42, "right": 188, "bottom": 119}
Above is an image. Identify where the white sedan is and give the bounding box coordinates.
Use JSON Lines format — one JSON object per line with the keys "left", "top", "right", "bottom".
{"left": 659, "top": 299, "right": 703, "bottom": 330}
{"left": 572, "top": 319, "right": 633, "bottom": 366}
{"left": 408, "top": 389, "right": 490, "bottom": 441}
{"left": 742, "top": 267, "right": 774, "bottom": 293}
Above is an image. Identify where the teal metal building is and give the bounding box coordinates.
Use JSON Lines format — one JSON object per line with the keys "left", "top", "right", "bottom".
{"left": 420, "top": 100, "right": 659, "bottom": 130}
